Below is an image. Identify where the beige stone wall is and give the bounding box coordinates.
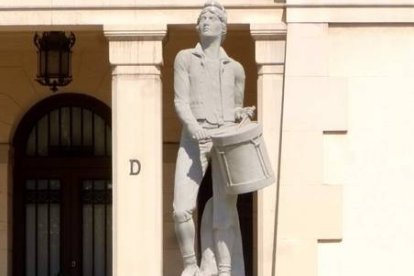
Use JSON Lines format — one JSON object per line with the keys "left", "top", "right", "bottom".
{"left": 286, "top": 1, "right": 414, "bottom": 24}
{"left": 0, "top": 5, "right": 284, "bottom": 29}
{"left": 0, "top": 31, "right": 111, "bottom": 144}
{"left": 318, "top": 25, "right": 414, "bottom": 276}
{"left": 276, "top": 23, "right": 344, "bottom": 276}
{"left": 0, "top": 0, "right": 278, "bottom": 7}
{"left": 277, "top": 21, "right": 414, "bottom": 276}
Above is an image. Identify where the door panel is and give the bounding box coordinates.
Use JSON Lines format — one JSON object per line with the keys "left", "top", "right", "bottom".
{"left": 22, "top": 176, "right": 112, "bottom": 276}
{"left": 24, "top": 179, "right": 62, "bottom": 276}
{"left": 61, "top": 174, "right": 82, "bottom": 276}
{"left": 81, "top": 180, "right": 112, "bottom": 276}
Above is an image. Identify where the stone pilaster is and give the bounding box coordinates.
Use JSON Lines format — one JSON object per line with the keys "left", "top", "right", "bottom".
{"left": 251, "top": 23, "right": 287, "bottom": 276}
{"left": 104, "top": 25, "right": 166, "bottom": 276}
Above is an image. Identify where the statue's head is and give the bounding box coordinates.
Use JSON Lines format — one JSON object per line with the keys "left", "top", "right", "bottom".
{"left": 196, "top": 0, "right": 227, "bottom": 42}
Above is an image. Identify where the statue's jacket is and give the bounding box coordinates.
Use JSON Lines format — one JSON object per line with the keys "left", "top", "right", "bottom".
{"left": 174, "top": 43, "right": 245, "bottom": 136}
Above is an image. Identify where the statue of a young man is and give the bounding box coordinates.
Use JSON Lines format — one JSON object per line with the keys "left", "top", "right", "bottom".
{"left": 173, "top": 1, "right": 251, "bottom": 275}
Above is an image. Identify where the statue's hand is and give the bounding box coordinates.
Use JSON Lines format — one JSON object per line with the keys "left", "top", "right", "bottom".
{"left": 193, "top": 128, "right": 210, "bottom": 143}
{"left": 235, "top": 106, "right": 256, "bottom": 122}
{"left": 244, "top": 106, "right": 256, "bottom": 119}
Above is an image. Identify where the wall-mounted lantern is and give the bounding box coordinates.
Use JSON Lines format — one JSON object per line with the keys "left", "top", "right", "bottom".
{"left": 33, "top": 31, "right": 76, "bottom": 92}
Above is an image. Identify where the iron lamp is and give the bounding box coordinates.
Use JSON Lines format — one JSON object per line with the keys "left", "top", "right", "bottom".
{"left": 34, "top": 31, "right": 76, "bottom": 92}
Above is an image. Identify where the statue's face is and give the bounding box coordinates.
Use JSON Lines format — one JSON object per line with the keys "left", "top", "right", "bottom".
{"left": 197, "top": 11, "right": 223, "bottom": 39}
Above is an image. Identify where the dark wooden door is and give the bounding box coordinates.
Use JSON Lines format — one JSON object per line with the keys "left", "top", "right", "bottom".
{"left": 61, "top": 170, "right": 112, "bottom": 276}
{"left": 13, "top": 94, "right": 112, "bottom": 276}
{"left": 15, "top": 168, "right": 112, "bottom": 276}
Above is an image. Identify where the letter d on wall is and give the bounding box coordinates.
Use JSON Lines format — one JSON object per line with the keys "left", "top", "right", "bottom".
{"left": 129, "top": 159, "right": 141, "bottom": 175}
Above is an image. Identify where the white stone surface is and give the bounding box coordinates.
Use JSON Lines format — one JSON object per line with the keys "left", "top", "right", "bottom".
{"left": 283, "top": 76, "right": 348, "bottom": 131}
{"left": 285, "top": 23, "right": 329, "bottom": 77}
{"left": 251, "top": 23, "right": 287, "bottom": 276}
{"left": 317, "top": 25, "right": 414, "bottom": 276}
{"left": 107, "top": 29, "right": 165, "bottom": 275}
{"left": 0, "top": 8, "right": 284, "bottom": 27}
{"left": 318, "top": 242, "right": 342, "bottom": 276}
{"left": 286, "top": 5, "right": 414, "bottom": 23}
{"left": 323, "top": 133, "right": 347, "bottom": 185}
{"left": 281, "top": 131, "right": 324, "bottom": 186}
{"left": 0, "top": 0, "right": 277, "bottom": 7}
{"left": 287, "top": 0, "right": 414, "bottom": 4}
{"left": 280, "top": 21, "right": 344, "bottom": 276}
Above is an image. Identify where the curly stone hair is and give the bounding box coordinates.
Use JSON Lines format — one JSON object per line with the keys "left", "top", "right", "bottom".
{"left": 196, "top": 0, "right": 228, "bottom": 42}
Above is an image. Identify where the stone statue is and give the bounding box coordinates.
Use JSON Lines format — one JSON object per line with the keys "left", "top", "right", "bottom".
{"left": 172, "top": 1, "right": 254, "bottom": 276}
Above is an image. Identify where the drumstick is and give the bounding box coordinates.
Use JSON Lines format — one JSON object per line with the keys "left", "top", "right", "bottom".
{"left": 237, "top": 106, "right": 255, "bottom": 129}
{"left": 237, "top": 115, "right": 250, "bottom": 129}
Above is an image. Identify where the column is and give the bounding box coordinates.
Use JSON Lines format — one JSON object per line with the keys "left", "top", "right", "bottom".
{"left": 0, "top": 144, "right": 12, "bottom": 276}
{"left": 251, "top": 24, "right": 287, "bottom": 276}
{"left": 104, "top": 25, "right": 167, "bottom": 276}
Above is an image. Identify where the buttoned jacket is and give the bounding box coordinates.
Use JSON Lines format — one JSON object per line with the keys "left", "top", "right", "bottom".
{"left": 174, "top": 43, "right": 245, "bottom": 135}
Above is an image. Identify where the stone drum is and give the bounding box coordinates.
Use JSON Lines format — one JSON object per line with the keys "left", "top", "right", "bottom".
{"left": 211, "top": 122, "right": 275, "bottom": 194}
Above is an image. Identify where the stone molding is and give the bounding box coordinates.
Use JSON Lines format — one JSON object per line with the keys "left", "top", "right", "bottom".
{"left": 0, "top": 9, "right": 284, "bottom": 28}
{"left": 0, "top": 2, "right": 283, "bottom": 10}
{"left": 285, "top": 1, "right": 414, "bottom": 7}
{"left": 286, "top": 4, "right": 414, "bottom": 23}
{"left": 2, "top": 1, "right": 413, "bottom": 10}
{"left": 1, "top": 3, "right": 414, "bottom": 27}
{"left": 250, "top": 23, "right": 287, "bottom": 41}
{"left": 104, "top": 25, "right": 167, "bottom": 41}
{"left": 104, "top": 25, "right": 166, "bottom": 66}
{"left": 112, "top": 65, "right": 161, "bottom": 77}
{"left": 258, "top": 64, "right": 285, "bottom": 75}
{"left": 250, "top": 24, "right": 287, "bottom": 67}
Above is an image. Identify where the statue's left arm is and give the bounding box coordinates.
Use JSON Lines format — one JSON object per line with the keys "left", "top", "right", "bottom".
{"left": 233, "top": 61, "right": 246, "bottom": 121}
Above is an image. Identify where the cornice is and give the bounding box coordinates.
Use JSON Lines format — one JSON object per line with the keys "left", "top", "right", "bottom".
{"left": 104, "top": 25, "right": 167, "bottom": 41}
{"left": 250, "top": 23, "right": 287, "bottom": 40}
{"left": 285, "top": 1, "right": 414, "bottom": 8}
{"left": 2, "top": 1, "right": 414, "bottom": 13}
{"left": 2, "top": 2, "right": 414, "bottom": 11}
{"left": 286, "top": 2, "right": 414, "bottom": 23}
{"left": 286, "top": 4, "right": 414, "bottom": 8}
{"left": 0, "top": 3, "right": 284, "bottom": 11}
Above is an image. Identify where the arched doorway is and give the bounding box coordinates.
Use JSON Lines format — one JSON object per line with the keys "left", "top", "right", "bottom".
{"left": 13, "top": 94, "right": 112, "bottom": 276}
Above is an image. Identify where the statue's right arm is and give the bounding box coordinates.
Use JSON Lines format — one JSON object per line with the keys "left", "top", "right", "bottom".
{"left": 173, "top": 50, "right": 203, "bottom": 138}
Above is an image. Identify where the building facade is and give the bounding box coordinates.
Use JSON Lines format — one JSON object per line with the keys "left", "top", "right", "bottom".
{"left": 0, "top": 0, "right": 414, "bottom": 275}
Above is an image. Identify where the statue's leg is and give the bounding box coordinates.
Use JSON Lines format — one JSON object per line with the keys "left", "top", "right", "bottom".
{"left": 173, "top": 131, "right": 212, "bottom": 276}
{"left": 214, "top": 227, "right": 234, "bottom": 276}
{"left": 211, "top": 151, "right": 240, "bottom": 276}
{"left": 174, "top": 211, "right": 200, "bottom": 276}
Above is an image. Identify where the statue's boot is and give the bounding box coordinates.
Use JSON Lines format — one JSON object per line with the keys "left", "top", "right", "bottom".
{"left": 181, "top": 264, "right": 200, "bottom": 276}
{"left": 214, "top": 227, "right": 233, "bottom": 276}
